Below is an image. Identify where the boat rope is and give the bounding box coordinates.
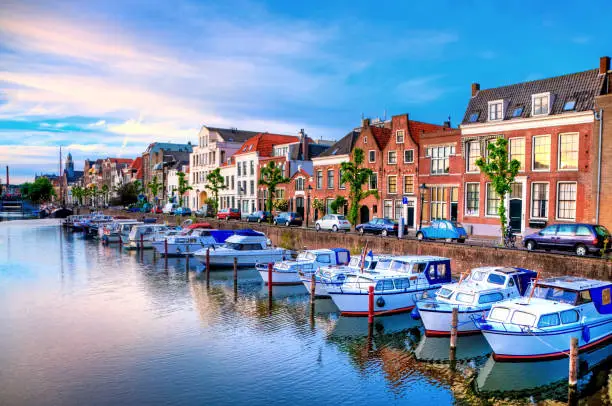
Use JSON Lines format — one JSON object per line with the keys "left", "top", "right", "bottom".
{"left": 520, "top": 327, "right": 572, "bottom": 357}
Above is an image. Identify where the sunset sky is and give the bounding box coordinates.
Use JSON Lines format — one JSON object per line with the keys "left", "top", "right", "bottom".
{"left": 1, "top": 0, "right": 610, "bottom": 183}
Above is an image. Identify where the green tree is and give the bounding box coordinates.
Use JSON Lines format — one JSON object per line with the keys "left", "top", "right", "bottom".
{"left": 147, "top": 175, "right": 162, "bottom": 204}
{"left": 329, "top": 195, "right": 347, "bottom": 214}
{"left": 312, "top": 198, "right": 326, "bottom": 216}
{"left": 205, "top": 168, "right": 226, "bottom": 214}
{"left": 273, "top": 198, "right": 289, "bottom": 212}
{"left": 177, "top": 171, "right": 192, "bottom": 207}
{"left": 101, "top": 184, "right": 109, "bottom": 206}
{"left": 88, "top": 185, "right": 98, "bottom": 207}
{"left": 340, "top": 148, "right": 378, "bottom": 226}
{"left": 71, "top": 186, "right": 85, "bottom": 206}
{"left": 259, "top": 161, "right": 289, "bottom": 223}
{"left": 111, "top": 182, "right": 139, "bottom": 206}
{"left": 22, "top": 177, "right": 56, "bottom": 204}
{"left": 475, "top": 138, "right": 520, "bottom": 244}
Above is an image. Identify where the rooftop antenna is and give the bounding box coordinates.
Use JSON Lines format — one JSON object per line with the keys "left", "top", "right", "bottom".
{"left": 383, "top": 109, "right": 387, "bottom": 121}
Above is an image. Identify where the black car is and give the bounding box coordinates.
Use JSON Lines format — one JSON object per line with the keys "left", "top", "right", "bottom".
{"left": 273, "top": 212, "right": 303, "bottom": 226}
{"left": 356, "top": 218, "right": 406, "bottom": 237}
{"left": 246, "top": 211, "right": 271, "bottom": 223}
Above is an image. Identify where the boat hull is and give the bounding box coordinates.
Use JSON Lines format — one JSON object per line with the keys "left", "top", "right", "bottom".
{"left": 329, "top": 287, "right": 439, "bottom": 317}
{"left": 258, "top": 270, "right": 302, "bottom": 285}
{"left": 195, "top": 251, "right": 290, "bottom": 268}
{"left": 418, "top": 307, "right": 485, "bottom": 336}
{"left": 150, "top": 241, "right": 209, "bottom": 256}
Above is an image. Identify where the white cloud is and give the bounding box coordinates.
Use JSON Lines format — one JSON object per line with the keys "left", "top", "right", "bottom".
{"left": 396, "top": 75, "right": 447, "bottom": 104}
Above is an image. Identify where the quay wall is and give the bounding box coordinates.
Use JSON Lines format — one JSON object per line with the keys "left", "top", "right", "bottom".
{"left": 97, "top": 209, "right": 612, "bottom": 281}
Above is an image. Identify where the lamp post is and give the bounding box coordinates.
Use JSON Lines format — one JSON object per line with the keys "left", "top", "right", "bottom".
{"left": 306, "top": 184, "right": 312, "bottom": 228}
{"left": 419, "top": 183, "right": 427, "bottom": 230}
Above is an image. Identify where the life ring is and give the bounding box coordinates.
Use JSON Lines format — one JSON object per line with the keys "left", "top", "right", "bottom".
{"left": 376, "top": 297, "right": 385, "bottom": 307}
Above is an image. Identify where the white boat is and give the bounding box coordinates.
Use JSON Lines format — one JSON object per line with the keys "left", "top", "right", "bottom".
{"left": 415, "top": 266, "right": 536, "bottom": 337}
{"left": 476, "top": 276, "right": 612, "bottom": 361}
{"left": 300, "top": 253, "right": 389, "bottom": 296}
{"left": 100, "top": 220, "right": 143, "bottom": 243}
{"left": 258, "top": 248, "right": 350, "bottom": 285}
{"left": 193, "top": 230, "right": 293, "bottom": 268}
{"left": 124, "top": 224, "right": 172, "bottom": 249}
{"left": 327, "top": 257, "right": 453, "bottom": 316}
{"left": 151, "top": 228, "right": 233, "bottom": 256}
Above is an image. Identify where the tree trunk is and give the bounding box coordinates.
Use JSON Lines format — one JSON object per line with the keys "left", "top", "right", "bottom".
{"left": 498, "top": 193, "right": 507, "bottom": 246}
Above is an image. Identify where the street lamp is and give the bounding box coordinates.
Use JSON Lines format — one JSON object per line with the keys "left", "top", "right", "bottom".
{"left": 306, "top": 184, "right": 313, "bottom": 228}
{"left": 419, "top": 183, "right": 427, "bottom": 230}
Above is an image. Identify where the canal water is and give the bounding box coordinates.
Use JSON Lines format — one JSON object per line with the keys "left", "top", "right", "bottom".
{"left": 0, "top": 219, "right": 610, "bottom": 405}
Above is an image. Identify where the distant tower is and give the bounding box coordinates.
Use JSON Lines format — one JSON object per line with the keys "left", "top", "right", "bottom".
{"left": 65, "top": 152, "right": 74, "bottom": 179}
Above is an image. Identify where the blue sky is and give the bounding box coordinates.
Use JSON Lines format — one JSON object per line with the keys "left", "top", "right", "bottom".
{"left": 1, "top": 0, "right": 610, "bottom": 183}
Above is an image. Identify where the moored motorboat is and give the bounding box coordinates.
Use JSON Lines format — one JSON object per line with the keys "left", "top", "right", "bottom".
{"left": 258, "top": 248, "right": 350, "bottom": 285}
{"left": 415, "top": 266, "right": 536, "bottom": 336}
{"left": 151, "top": 228, "right": 233, "bottom": 256}
{"left": 100, "top": 220, "right": 143, "bottom": 243}
{"left": 476, "top": 276, "right": 612, "bottom": 361}
{"left": 124, "top": 224, "right": 173, "bottom": 249}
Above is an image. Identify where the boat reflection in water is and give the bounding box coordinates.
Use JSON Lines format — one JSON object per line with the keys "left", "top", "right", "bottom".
{"left": 476, "top": 344, "right": 612, "bottom": 394}
{"left": 414, "top": 334, "right": 491, "bottom": 362}
{"left": 330, "top": 313, "right": 421, "bottom": 340}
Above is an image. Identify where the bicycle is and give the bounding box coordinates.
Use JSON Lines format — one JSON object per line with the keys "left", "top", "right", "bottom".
{"left": 503, "top": 225, "right": 516, "bottom": 249}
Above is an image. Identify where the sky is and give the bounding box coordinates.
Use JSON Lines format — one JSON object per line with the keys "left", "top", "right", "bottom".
{"left": 0, "top": 0, "right": 610, "bottom": 183}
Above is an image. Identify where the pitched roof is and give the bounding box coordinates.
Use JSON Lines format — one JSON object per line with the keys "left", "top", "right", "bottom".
{"left": 107, "top": 158, "right": 133, "bottom": 165}
{"left": 207, "top": 127, "right": 262, "bottom": 143}
{"left": 129, "top": 157, "right": 142, "bottom": 170}
{"left": 235, "top": 133, "right": 300, "bottom": 157}
{"left": 462, "top": 69, "right": 605, "bottom": 124}
{"left": 370, "top": 126, "right": 392, "bottom": 149}
{"left": 316, "top": 131, "right": 359, "bottom": 158}
{"left": 408, "top": 120, "right": 449, "bottom": 143}
{"left": 145, "top": 142, "right": 193, "bottom": 154}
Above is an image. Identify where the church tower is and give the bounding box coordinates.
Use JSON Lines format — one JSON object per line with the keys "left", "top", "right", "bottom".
{"left": 65, "top": 152, "right": 74, "bottom": 179}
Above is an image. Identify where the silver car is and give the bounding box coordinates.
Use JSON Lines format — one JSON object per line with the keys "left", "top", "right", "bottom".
{"left": 315, "top": 214, "right": 351, "bottom": 232}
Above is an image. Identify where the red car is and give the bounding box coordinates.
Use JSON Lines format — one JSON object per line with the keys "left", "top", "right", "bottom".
{"left": 151, "top": 206, "right": 163, "bottom": 214}
{"left": 217, "top": 208, "right": 241, "bottom": 221}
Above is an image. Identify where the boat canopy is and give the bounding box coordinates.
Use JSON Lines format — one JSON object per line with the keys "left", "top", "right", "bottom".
{"left": 329, "top": 248, "right": 350, "bottom": 265}
{"left": 510, "top": 268, "right": 538, "bottom": 295}
{"left": 210, "top": 230, "right": 234, "bottom": 244}
{"left": 234, "top": 229, "right": 265, "bottom": 237}
{"left": 590, "top": 284, "right": 612, "bottom": 314}
{"left": 424, "top": 259, "right": 452, "bottom": 284}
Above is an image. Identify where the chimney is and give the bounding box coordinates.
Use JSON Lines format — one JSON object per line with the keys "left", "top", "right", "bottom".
{"left": 300, "top": 129, "right": 308, "bottom": 160}
{"left": 362, "top": 118, "right": 370, "bottom": 128}
{"left": 600, "top": 56, "right": 610, "bottom": 74}
{"left": 471, "top": 83, "right": 480, "bottom": 97}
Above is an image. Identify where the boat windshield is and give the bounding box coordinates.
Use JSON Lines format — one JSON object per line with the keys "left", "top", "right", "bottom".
{"left": 374, "top": 258, "right": 391, "bottom": 271}
{"left": 469, "top": 271, "right": 486, "bottom": 282}
{"left": 388, "top": 261, "right": 416, "bottom": 273}
{"left": 455, "top": 292, "right": 475, "bottom": 304}
{"left": 297, "top": 252, "right": 316, "bottom": 261}
{"left": 532, "top": 285, "right": 578, "bottom": 305}
{"left": 436, "top": 287, "right": 453, "bottom": 298}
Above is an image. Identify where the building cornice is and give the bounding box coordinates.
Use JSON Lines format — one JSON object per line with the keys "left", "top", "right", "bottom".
{"left": 460, "top": 111, "right": 594, "bottom": 135}
{"left": 312, "top": 155, "right": 350, "bottom": 166}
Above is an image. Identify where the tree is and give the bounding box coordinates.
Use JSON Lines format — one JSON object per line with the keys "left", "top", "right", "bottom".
{"left": 341, "top": 148, "right": 378, "bottom": 226}
{"left": 259, "top": 161, "right": 289, "bottom": 223}
{"left": 101, "top": 184, "right": 109, "bottom": 206}
{"left": 147, "top": 175, "right": 162, "bottom": 204}
{"left": 205, "top": 168, "right": 226, "bottom": 214}
{"left": 312, "top": 198, "right": 326, "bottom": 216}
{"left": 475, "top": 138, "right": 521, "bottom": 244}
{"left": 273, "top": 198, "right": 289, "bottom": 212}
{"left": 112, "top": 182, "right": 139, "bottom": 206}
{"left": 71, "top": 186, "right": 85, "bottom": 206}
{"left": 177, "top": 171, "right": 192, "bottom": 207}
{"left": 21, "top": 177, "right": 56, "bottom": 204}
{"left": 329, "top": 195, "right": 347, "bottom": 214}
{"left": 88, "top": 185, "right": 98, "bottom": 207}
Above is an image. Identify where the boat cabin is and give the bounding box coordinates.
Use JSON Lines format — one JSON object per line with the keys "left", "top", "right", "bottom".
{"left": 222, "top": 229, "right": 269, "bottom": 250}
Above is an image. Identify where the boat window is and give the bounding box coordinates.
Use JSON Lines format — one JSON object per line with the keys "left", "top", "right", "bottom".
{"left": 577, "top": 290, "right": 592, "bottom": 304}
{"left": 437, "top": 288, "right": 453, "bottom": 298}
{"left": 489, "top": 307, "right": 510, "bottom": 322}
{"left": 428, "top": 265, "right": 436, "bottom": 278}
{"left": 225, "top": 242, "right": 242, "bottom": 250}
{"left": 508, "top": 278, "right": 515, "bottom": 287}
{"left": 389, "top": 261, "right": 413, "bottom": 273}
{"left": 317, "top": 254, "right": 331, "bottom": 263}
{"left": 560, "top": 309, "right": 579, "bottom": 324}
{"left": 336, "top": 251, "right": 350, "bottom": 264}
{"left": 532, "top": 286, "right": 578, "bottom": 305}
{"left": 487, "top": 273, "right": 506, "bottom": 285}
{"left": 537, "top": 313, "right": 560, "bottom": 328}
{"left": 510, "top": 311, "right": 536, "bottom": 326}
{"left": 455, "top": 293, "right": 475, "bottom": 304}
{"left": 245, "top": 243, "right": 263, "bottom": 250}
{"left": 376, "top": 259, "right": 392, "bottom": 271}
{"left": 478, "top": 292, "right": 504, "bottom": 304}
{"left": 471, "top": 271, "right": 486, "bottom": 281}
{"left": 375, "top": 279, "right": 395, "bottom": 292}
{"left": 298, "top": 252, "right": 316, "bottom": 261}
{"left": 302, "top": 264, "right": 313, "bottom": 271}
{"left": 437, "top": 263, "right": 447, "bottom": 278}
{"left": 349, "top": 257, "right": 360, "bottom": 267}
{"left": 393, "top": 278, "right": 410, "bottom": 290}
{"left": 416, "top": 263, "right": 427, "bottom": 273}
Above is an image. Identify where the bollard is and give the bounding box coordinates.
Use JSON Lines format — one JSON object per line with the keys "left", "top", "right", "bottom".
{"left": 368, "top": 286, "right": 374, "bottom": 324}
{"left": 268, "top": 263, "right": 273, "bottom": 295}
{"left": 450, "top": 307, "right": 458, "bottom": 362}
{"left": 310, "top": 273, "right": 316, "bottom": 304}
{"left": 569, "top": 337, "right": 579, "bottom": 387}
{"left": 205, "top": 248, "right": 210, "bottom": 287}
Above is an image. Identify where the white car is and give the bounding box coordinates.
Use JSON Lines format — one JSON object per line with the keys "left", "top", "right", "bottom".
{"left": 162, "top": 203, "right": 178, "bottom": 214}
{"left": 315, "top": 214, "right": 351, "bottom": 232}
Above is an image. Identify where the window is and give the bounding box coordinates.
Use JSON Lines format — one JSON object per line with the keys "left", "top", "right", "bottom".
{"left": 396, "top": 130, "right": 405, "bottom": 144}
{"left": 512, "top": 106, "right": 524, "bottom": 118}
{"left": 250, "top": 161, "right": 254, "bottom": 175}
{"left": 509, "top": 138, "right": 525, "bottom": 170}
{"left": 478, "top": 292, "right": 504, "bottom": 304}
{"left": 557, "top": 182, "right": 577, "bottom": 220}
{"left": 532, "top": 135, "right": 551, "bottom": 170}
{"left": 363, "top": 136, "right": 367, "bottom": 144}
{"left": 375, "top": 279, "right": 395, "bottom": 292}
{"left": 538, "top": 313, "right": 560, "bottom": 328}
{"left": 394, "top": 200, "right": 402, "bottom": 220}
{"left": 243, "top": 162, "right": 247, "bottom": 176}
{"left": 465, "top": 183, "right": 479, "bottom": 216}
{"left": 557, "top": 224, "right": 575, "bottom": 236}
{"left": 466, "top": 140, "right": 481, "bottom": 172}
{"left": 487, "top": 273, "right": 506, "bottom": 285}
{"left": 511, "top": 311, "right": 536, "bottom": 326}
{"left": 368, "top": 150, "right": 376, "bottom": 163}
{"left": 316, "top": 170, "right": 323, "bottom": 189}
{"left": 576, "top": 225, "right": 592, "bottom": 236}
{"left": 369, "top": 173, "right": 378, "bottom": 190}
{"left": 383, "top": 200, "right": 393, "bottom": 218}
{"left": 404, "top": 149, "right": 414, "bottom": 163}
{"left": 563, "top": 100, "right": 576, "bottom": 111}
{"left": 468, "top": 112, "right": 480, "bottom": 123}
{"left": 388, "top": 151, "right": 397, "bottom": 164}
{"left": 486, "top": 183, "right": 500, "bottom": 216}
{"left": 231, "top": 176, "right": 234, "bottom": 189}
{"left": 488, "top": 100, "right": 503, "bottom": 121}
{"left": 237, "top": 163, "right": 241, "bottom": 176}
{"left": 404, "top": 176, "right": 414, "bottom": 194}
{"left": 394, "top": 278, "right": 410, "bottom": 290}
{"left": 338, "top": 170, "right": 346, "bottom": 189}
{"left": 250, "top": 180, "right": 254, "bottom": 195}
{"left": 327, "top": 170, "right": 334, "bottom": 189}
{"left": 560, "top": 310, "right": 579, "bottom": 324}
{"left": 456, "top": 293, "right": 475, "bottom": 304}
{"left": 387, "top": 176, "right": 397, "bottom": 194}
{"left": 296, "top": 178, "right": 304, "bottom": 191}
{"left": 532, "top": 93, "right": 550, "bottom": 115}
{"left": 430, "top": 145, "right": 452, "bottom": 174}
{"left": 430, "top": 187, "right": 447, "bottom": 220}
{"left": 559, "top": 133, "right": 578, "bottom": 170}
{"left": 531, "top": 183, "right": 548, "bottom": 218}
{"left": 540, "top": 225, "right": 558, "bottom": 236}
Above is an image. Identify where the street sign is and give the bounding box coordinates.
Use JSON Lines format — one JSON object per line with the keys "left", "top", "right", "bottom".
{"left": 402, "top": 196, "right": 408, "bottom": 205}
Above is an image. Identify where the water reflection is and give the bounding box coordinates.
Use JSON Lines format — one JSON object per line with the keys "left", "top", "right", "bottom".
{"left": 414, "top": 335, "right": 491, "bottom": 362}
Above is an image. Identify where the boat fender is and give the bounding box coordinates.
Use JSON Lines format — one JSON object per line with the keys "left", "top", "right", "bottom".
{"left": 582, "top": 325, "right": 590, "bottom": 343}
{"left": 376, "top": 297, "right": 385, "bottom": 307}
{"left": 410, "top": 307, "right": 421, "bottom": 320}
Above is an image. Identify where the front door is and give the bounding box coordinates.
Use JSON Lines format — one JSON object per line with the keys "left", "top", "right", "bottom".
{"left": 296, "top": 197, "right": 304, "bottom": 218}
{"left": 407, "top": 207, "right": 415, "bottom": 228}
{"left": 450, "top": 203, "right": 458, "bottom": 222}
{"left": 509, "top": 199, "right": 522, "bottom": 231}
{"left": 360, "top": 205, "right": 370, "bottom": 224}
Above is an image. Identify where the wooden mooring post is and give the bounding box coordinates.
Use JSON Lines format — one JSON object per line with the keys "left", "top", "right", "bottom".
{"left": 449, "top": 307, "right": 458, "bottom": 363}
{"left": 310, "top": 273, "right": 316, "bottom": 304}
{"left": 268, "top": 262, "right": 273, "bottom": 295}
{"left": 368, "top": 286, "right": 374, "bottom": 325}
{"left": 568, "top": 337, "right": 579, "bottom": 404}
{"left": 233, "top": 257, "right": 238, "bottom": 300}
{"left": 140, "top": 233, "right": 144, "bottom": 260}
{"left": 164, "top": 238, "right": 168, "bottom": 268}
{"left": 185, "top": 245, "right": 190, "bottom": 272}
{"left": 205, "top": 248, "right": 210, "bottom": 287}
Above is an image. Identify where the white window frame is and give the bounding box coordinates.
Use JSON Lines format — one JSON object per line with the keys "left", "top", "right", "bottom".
{"left": 488, "top": 99, "right": 504, "bottom": 121}
{"left": 396, "top": 130, "right": 405, "bottom": 144}
{"left": 403, "top": 175, "right": 415, "bottom": 195}
{"left": 327, "top": 169, "right": 335, "bottom": 189}
{"left": 403, "top": 149, "right": 414, "bottom": 164}
{"left": 465, "top": 140, "right": 481, "bottom": 173}
{"left": 368, "top": 150, "right": 376, "bottom": 163}
{"left": 369, "top": 172, "right": 378, "bottom": 190}
{"left": 557, "top": 132, "right": 579, "bottom": 172}
{"left": 556, "top": 182, "right": 577, "bottom": 221}
{"left": 388, "top": 150, "right": 397, "bottom": 165}
{"left": 387, "top": 175, "right": 398, "bottom": 194}
{"left": 383, "top": 199, "right": 393, "bottom": 219}
{"left": 532, "top": 92, "right": 552, "bottom": 116}
{"left": 508, "top": 137, "right": 525, "bottom": 172}
{"left": 530, "top": 182, "right": 550, "bottom": 220}
{"left": 485, "top": 183, "right": 500, "bottom": 218}
{"left": 531, "top": 134, "right": 551, "bottom": 172}
{"left": 464, "top": 182, "right": 480, "bottom": 216}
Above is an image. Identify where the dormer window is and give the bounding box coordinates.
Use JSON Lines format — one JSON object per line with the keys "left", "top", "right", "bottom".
{"left": 532, "top": 93, "right": 551, "bottom": 116}
{"left": 396, "top": 130, "right": 405, "bottom": 144}
{"left": 468, "top": 112, "right": 480, "bottom": 123}
{"left": 512, "top": 106, "right": 524, "bottom": 118}
{"left": 488, "top": 100, "right": 504, "bottom": 121}
{"left": 563, "top": 100, "right": 576, "bottom": 111}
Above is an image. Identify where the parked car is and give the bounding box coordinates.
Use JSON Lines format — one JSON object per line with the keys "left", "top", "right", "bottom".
{"left": 246, "top": 211, "right": 271, "bottom": 223}
{"left": 126, "top": 205, "right": 141, "bottom": 213}
{"left": 315, "top": 214, "right": 351, "bottom": 232}
{"left": 173, "top": 207, "right": 192, "bottom": 216}
{"left": 273, "top": 212, "right": 303, "bottom": 226}
{"left": 217, "top": 208, "right": 241, "bottom": 221}
{"left": 163, "top": 203, "right": 178, "bottom": 214}
{"left": 151, "top": 206, "right": 163, "bottom": 214}
{"left": 523, "top": 223, "right": 611, "bottom": 256}
{"left": 355, "top": 217, "right": 406, "bottom": 236}
{"left": 195, "top": 205, "right": 214, "bottom": 217}
{"left": 416, "top": 220, "right": 468, "bottom": 242}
